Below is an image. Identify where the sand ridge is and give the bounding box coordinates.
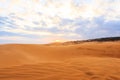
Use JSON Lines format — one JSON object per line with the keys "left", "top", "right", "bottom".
{"left": 0, "top": 41, "right": 120, "bottom": 80}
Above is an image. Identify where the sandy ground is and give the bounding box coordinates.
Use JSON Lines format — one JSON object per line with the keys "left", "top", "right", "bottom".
{"left": 0, "top": 41, "right": 120, "bottom": 80}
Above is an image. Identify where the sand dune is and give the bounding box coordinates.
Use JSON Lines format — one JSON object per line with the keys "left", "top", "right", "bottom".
{"left": 0, "top": 41, "right": 120, "bottom": 80}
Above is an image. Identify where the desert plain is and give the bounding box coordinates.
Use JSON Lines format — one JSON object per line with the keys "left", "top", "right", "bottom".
{"left": 0, "top": 41, "right": 120, "bottom": 80}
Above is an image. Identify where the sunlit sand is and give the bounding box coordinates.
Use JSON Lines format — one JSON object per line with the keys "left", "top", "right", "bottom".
{"left": 0, "top": 40, "right": 120, "bottom": 80}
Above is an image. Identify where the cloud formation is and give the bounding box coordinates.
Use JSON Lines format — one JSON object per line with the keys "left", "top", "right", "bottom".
{"left": 0, "top": 0, "right": 120, "bottom": 43}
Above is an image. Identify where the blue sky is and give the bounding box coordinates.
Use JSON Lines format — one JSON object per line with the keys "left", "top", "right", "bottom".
{"left": 0, "top": 0, "right": 120, "bottom": 44}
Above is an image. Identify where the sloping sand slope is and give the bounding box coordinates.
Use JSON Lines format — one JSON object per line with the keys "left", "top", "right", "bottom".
{"left": 0, "top": 41, "right": 120, "bottom": 80}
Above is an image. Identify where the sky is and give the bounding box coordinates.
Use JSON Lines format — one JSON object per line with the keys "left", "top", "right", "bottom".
{"left": 0, "top": 0, "right": 120, "bottom": 44}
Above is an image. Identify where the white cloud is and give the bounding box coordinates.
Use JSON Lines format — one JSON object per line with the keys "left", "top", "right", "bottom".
{"left": 0, "top": 26, "right": 53, "bottom": 36}
{"left": 94, "top": 0, "right": 120, "bottom": 21}
{"left": 0, "top": 36, "right": 28, "bottom": 40}
{"left": 0, "top": 36, "right": 44, "bottom": 44}
{"left": 0, "top": 0, "right": 120, "bottom": 43}
{"left": 0, "top": 0, "right": 120, "bottom": 20}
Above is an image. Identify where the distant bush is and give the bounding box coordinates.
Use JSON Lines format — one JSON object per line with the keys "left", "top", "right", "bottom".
{"left": 63, "top": 37, "right": 120, "bottom": 45}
